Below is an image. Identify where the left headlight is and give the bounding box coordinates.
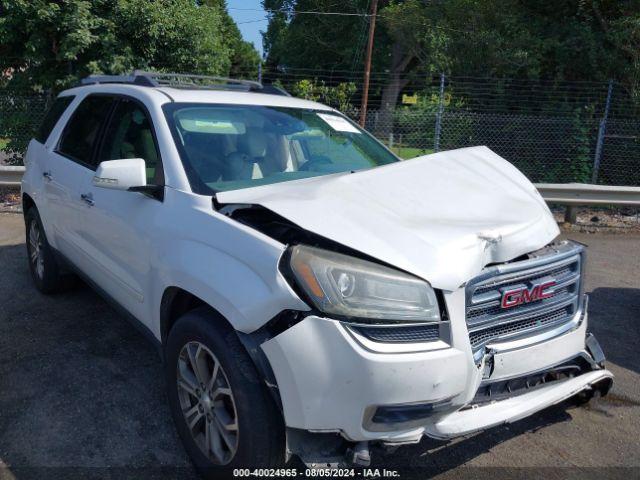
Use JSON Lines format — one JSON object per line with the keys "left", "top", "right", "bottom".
{"left": 286, "top": 245, "right": 440, "bottom": 322}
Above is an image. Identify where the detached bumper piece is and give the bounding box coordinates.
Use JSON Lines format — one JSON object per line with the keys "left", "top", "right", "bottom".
{"left": 471, "top": 355, "right": 597, "bottom": 406}
{"left": 425, "top": 369, "right": 613, "bottom": 440}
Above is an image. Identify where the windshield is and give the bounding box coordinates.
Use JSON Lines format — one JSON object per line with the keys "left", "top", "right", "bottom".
{"left": 163, "top": 103, "right": 400, "bottom": 193}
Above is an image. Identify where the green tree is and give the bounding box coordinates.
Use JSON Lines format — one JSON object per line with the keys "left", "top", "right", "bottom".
{"left": 262, "top": 0, "right": 377, "bottom": 71}
{"left": 290, "top": 79, "right": 357, "bottom": 111}
{"left": 262, "top": 0, "right": 640, "bottom": 110}
{"left": 204, "top": 0, "right": 261, "bottom": 78}
{"left": 0, "top": 0, "right": 259, "bottom": 90}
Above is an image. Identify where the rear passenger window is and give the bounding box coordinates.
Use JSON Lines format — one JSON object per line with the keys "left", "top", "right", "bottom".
{"left": 98, "top": 99, "right": 163, "bottom": 185}
{"left": 58, "top": 95, "right": 114, "bottom": 167}
{"left": 36, "top": 96, "right": 75, "bottom": 144}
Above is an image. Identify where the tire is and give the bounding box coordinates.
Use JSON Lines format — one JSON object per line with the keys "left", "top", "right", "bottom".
{"left": 165, "top": 307, "right": 286, "bottom": 478}
{"left": 25, "top": 207, "right": 69, "bottom": 294}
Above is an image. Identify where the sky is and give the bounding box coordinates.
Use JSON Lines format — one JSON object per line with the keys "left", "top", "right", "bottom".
{"left": 227, "top": 0, "right": 268, "bottom": 58}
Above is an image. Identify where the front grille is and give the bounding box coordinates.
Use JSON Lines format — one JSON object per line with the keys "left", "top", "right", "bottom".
{"left": 469, "top": 305, "right": 572, "bottom": 349}
{"left": 466, "top": 241, "right": 584, "bottom": 351}
{"left": 351, "top": 324, "right": 440, "bottom": 343}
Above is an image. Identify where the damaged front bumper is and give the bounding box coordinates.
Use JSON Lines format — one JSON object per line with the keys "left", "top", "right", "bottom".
{"left": 260, "top": 302, "right": 612, "bottom": 444}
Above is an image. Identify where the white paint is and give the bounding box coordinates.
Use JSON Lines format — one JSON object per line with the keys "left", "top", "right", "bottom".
{"left": 218, "top": 146, "right": 560, "bottom": 290}
{"left": 93, "top": 158, "right": 146, "bottom": 190}
{"left": 21, "top": 82, "right": 610, "bottom": 452}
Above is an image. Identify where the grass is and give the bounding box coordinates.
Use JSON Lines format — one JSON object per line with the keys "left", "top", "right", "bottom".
{"left": 390, "top": 146, "right": 434, "bottom": 159}
{"left": 0, "top": 138, "right": 8, "bottom": 151}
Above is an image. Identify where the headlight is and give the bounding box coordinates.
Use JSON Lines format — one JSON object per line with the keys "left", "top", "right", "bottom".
{"left": 287, "top": 245, "right": 440, "bottom": 322}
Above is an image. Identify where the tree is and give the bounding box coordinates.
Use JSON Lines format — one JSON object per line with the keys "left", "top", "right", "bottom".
{"left": 204, "top": 0, "right": 261, "bottom": 79}
{"left": 0, "top": 0, "right": 259, "bottom": 90}
{"left": 262, "top": 0, "right": 640, "bottom": 111}
{"left": 262, "top": 0, "right": 378, "bottom": 72}
{"left": 0, "top": 0, "right": 260, "bottom": 163}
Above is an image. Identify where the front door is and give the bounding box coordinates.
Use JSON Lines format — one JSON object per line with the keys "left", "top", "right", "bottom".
{"left": 76, "top": 97, "right": 165, "bottom": 326}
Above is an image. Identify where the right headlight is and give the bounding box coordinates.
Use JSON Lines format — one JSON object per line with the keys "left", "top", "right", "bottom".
{"left": 286, "top": 245, "right": 440, "bottom": 323}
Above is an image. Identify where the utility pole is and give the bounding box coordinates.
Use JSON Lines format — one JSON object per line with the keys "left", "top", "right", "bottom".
{"left": 359, "top": 0, "right": 378, "bottom": 127}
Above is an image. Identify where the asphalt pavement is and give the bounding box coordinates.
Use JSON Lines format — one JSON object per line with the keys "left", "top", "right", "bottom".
{"left": 0, "top": 212, "right": 638, "bottom": 479}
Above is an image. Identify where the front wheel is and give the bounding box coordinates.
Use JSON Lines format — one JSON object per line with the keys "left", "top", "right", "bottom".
{"left": 165, "top": 307, "right": 286, "bottom": 478}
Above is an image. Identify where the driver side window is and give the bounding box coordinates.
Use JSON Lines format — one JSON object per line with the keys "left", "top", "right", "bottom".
{"left": 99, "top": 99, "right": 163, "bottom": 185}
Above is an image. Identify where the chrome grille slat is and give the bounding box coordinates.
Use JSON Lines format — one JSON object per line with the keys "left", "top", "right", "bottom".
{"left": 469, "top": 306, "right": 574, "bottom": 349}
{"left": 468, "top": 296, "right": 579, "bottom": 332}
{"left": 465, "top": 241, "right": 584, "bottom": 351}
{"left": 467, "top": 286, "right": 575, "bottom": 325}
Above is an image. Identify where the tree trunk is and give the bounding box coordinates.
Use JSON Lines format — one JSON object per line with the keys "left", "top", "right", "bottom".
{"left": 375, "top": 42, "right": 413, "bottom": 138}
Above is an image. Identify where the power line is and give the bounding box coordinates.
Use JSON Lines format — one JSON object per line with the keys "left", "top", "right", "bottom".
{"left": 236, "top": 18, "right": 269, "bottom": 25}
{"left": 228, "top": 7, "right": 373, "bottom": 17}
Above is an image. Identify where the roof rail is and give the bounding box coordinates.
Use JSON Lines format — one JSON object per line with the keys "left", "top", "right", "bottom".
{"left": 80, "top": 74, "right": 156, "bottom": 87}
{"left": 79, "top": 71, "right": 290, "bottom": 96}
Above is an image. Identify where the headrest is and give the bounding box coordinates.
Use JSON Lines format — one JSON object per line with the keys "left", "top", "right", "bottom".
{"left": 238, "top": 129, "right": 268, "bottom": 158}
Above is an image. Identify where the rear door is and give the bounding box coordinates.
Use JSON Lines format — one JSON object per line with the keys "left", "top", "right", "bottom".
{"left": 45, "top": 95, "right": 115, "bottom": 266}
{"left": 25, "top": 95, "right": 76, "bottom": 234}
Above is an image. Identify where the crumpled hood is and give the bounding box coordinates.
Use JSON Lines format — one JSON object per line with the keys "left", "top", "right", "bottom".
{"left": 217, "top": 146, "right": 559, "bottom": 291}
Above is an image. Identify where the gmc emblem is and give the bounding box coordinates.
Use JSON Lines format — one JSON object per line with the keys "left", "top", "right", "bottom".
{"left": 500, "top": 280, "right": 556, "bottom": 309}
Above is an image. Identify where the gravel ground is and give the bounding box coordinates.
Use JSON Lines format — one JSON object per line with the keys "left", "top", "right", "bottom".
{"left": 0, "top": 212, "right": 639, "bottom": 479}
{"left": 551, "top": 205, "right": 640, "bottom": 232}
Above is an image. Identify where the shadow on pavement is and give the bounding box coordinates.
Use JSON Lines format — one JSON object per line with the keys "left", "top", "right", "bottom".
{"left": 0, "top": 239, "right": 637, "bottom": 478}
{"left": 588, "top": 287, "right": 640, "bottom": 375}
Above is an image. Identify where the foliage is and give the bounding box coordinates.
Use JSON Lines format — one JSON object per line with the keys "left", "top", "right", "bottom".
{"left": 0, "top": 0, "right": 261, "bottom": 161}
{"left": 566, "top": 107, "right": 596, "bottom": 183}
{"left": 263, "top": 0, "right": 640, "bottom": 105}
{"left": 290, "top": 79, "right": 357, "bottom": 111}
{"left": 263, "top": 0, "right": 377, "bottom": 72}
{"left": 0, "top": 0, "right": 260, "bottom": 90}
{"left": 204, "top": 0, "right": 261, "bottom": 79}
{"left": 0, "top": 92, "right": 49, "bottom": 164}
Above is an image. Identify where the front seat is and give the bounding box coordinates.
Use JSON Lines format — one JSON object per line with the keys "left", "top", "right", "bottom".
{"left": 183, "top": 132, "right": 223, "bottom": 184}
{"left": 223, "top": 129, "right": 269, "bottom": 181}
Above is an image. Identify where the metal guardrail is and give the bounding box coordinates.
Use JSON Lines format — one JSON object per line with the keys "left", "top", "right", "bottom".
{"left": 2, "top": 167, "right": 639, "bottom": 222}
{"left": 536, "top": 183, "right": 640, "bottom": 206}
{"left": 535, "top": 183, "right": 640, "bottom": 223}
{"left": 0, "top": 166, "right": 25, "bottom": 187}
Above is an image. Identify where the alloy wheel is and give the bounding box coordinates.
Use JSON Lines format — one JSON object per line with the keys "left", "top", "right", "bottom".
{"left": 177, "top": 341, "right": 239, "bottom": 465}
{"left": 28, "top": 221, "right": 44, "bottom": 280}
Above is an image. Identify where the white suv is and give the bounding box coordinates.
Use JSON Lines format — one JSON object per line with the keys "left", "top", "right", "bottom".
{"left": 21, "top": 72, "right": 612, "bottom": 476}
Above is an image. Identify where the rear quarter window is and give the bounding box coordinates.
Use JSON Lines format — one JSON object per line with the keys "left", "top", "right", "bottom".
{"left": 35, "top": 96, "right": 75, "bottom": 144}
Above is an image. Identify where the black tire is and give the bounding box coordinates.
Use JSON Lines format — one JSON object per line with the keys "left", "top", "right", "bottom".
{"left": 25, "top": 207, "right": 69, "bottom": 294}
{"left": 165, "top": 307, "right": 286, "bottom": 478}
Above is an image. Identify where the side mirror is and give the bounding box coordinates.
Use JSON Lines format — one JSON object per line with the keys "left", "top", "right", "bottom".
{"left": 93, "top": 158, "right": 146, "bottom": 191}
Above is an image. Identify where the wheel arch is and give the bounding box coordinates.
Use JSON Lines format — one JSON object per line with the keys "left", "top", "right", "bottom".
{"left": 159, "top": 286, "right": 286, "bottom": 414}
{"left": 160, "top": 287, "right": 226, "bottom": 344}
{"left": 22, "top": 192, "right": 36, "bottom": 216}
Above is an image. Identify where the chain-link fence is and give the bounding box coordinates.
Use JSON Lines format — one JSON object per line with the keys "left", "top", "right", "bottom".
{"left": 354, "top": 75, "right": 639, "bottom": 186}
{"left": 1, "top": 73, "right": 638, "bottom": 186}
{"left": 0, "top": 88, "right": 51, "bottom": 165}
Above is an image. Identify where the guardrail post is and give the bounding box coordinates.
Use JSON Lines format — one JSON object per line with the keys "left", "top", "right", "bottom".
{"left": 564, "top": 206, "right": 577, "bottom": 224}
{"left": 591, "top": 80, "right": 614, "bottom": 184}
{"left": 433, "top": 73, "right": 445, "bottom": 152}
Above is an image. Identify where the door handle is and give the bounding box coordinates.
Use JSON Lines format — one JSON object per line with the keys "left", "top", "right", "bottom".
{"left": 42, "top": 171, "right": 52, "bottom": 181}
{"left": 80, "top": 193, "right": 94, "bottom": 206}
